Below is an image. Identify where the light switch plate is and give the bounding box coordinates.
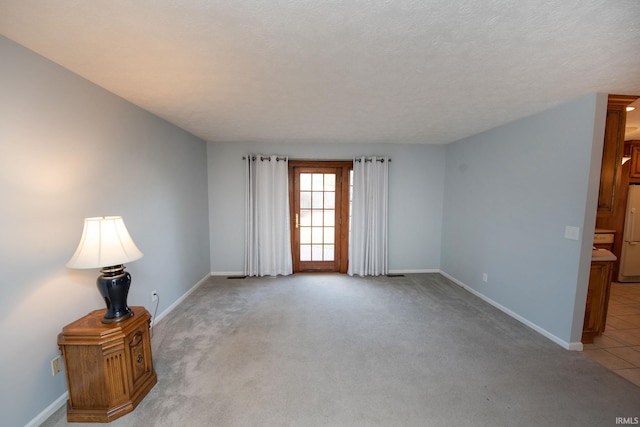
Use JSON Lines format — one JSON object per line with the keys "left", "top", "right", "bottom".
{"left": 564, "top": 226, "right": 580, "bottom": 241}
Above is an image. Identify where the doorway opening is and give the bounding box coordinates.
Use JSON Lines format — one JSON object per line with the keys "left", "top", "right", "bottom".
{"left": 289, "top": 161, "right": 352, "bottom": 273}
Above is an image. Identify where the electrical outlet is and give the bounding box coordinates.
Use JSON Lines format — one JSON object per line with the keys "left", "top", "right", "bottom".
{"left": 51, "top": 355, "right": 62, "bottom": 376}
{"left": 151, "top": 290, "right": 158, "bottom": 302}
{"left": 482, "top": 273, "right": 488, "bottom": 283}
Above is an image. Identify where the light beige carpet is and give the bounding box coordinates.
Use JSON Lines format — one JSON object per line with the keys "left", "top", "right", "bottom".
{"left": 42, "top": 273, "right": 640, "bottom": 426}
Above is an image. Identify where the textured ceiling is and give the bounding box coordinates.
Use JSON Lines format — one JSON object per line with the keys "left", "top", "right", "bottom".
{"left": 1, "top": 0, "right": 639, "bottom": 144}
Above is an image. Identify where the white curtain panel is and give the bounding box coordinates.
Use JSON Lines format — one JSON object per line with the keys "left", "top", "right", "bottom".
{"left": 348, "top": 156, "right": 389, "bottom": 276}
{"left": 244, "top": 155, "right": 293, "bottom": 276}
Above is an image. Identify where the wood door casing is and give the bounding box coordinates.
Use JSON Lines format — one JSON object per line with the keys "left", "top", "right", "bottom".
{"left": 289, "top": 161, "right": 352, "bottom": 273}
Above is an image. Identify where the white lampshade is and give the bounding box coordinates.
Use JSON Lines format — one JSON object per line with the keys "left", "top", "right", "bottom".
{"left": 67, "top": 216, "right": 143, "bottom": 269}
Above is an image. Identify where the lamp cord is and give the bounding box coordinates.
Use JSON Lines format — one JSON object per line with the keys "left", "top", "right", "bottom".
{"left": 150, "top": 295, "right": 160, "bottom": 339}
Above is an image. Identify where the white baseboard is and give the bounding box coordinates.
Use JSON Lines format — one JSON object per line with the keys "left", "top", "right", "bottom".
{"left": 567, "top": 341, "right": 584, "bottom": 351}
{"left": 439, "top": 271, "right": 581, "bottom": 351}
{"left": 152, "top": 273, "right": 211, "bottom": 326}
{"left": 210, "top": 271, "right": 245, "bottom": 277}
{"left": 212, "top": 270, "right": 442, "bottom": 276}
{"left": 25, "top": 391, "right": 68, "bottom": 427}
{"left": 388, "top": 269, "right": 440, "bottom": 274}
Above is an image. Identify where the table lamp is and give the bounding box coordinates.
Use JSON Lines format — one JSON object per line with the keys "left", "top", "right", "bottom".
{"left": 67, "top": 216, "right": 143, "bottom": 323}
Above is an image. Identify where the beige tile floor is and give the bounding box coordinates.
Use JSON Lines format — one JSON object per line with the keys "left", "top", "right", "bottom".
{"left": 583, "top": 282, "right": 640, "bottom": 387}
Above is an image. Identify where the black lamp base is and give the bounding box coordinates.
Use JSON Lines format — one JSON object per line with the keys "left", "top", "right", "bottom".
{"left": 97, "top": 265, "right": 134, "bottom": 324}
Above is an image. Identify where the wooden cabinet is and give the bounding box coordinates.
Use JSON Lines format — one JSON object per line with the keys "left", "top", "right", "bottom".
{"left": 593, "top": 231, "right": 615, "bottom": 251}
{"left": 598, "top": 95, "right": 637, "bottom": 215}
{"left": 596, "top": 95, "right": 638, "bottom": 280}
{"left": 582, "top": 261, "right": 614, "bottom": 344}
{"left": 598, "top": 101, "right": 626, "bottom": 213}
{"left": 58, "top": 307, "right": 157, "bottom": 422}
{"left": 630, "top": 144, "right": 640, "bottom": 180}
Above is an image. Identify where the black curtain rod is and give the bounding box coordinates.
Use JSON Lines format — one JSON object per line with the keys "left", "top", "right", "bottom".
{"left": 242, "top": 156, "right": 287, "bottom": 161}
{"left": 354, "top": 157, "right": 392, "bottom": 163}
{"left": 241, "top": 156, "right": 391, "bottom": 163}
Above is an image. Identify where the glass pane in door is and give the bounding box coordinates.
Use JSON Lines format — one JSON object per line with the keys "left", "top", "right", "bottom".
{"left": 299, "top": 172, "right": 336, "bottom": 262}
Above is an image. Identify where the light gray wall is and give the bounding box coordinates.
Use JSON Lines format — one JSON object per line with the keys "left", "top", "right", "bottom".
{"left": 0, "top": 36, "right": 211, "bottom": 427}
{"left": 440, "top": 93, "right": 607, "bottom": 347}
{"left": 207, "top": 141, "right": 446, "bottom": 274}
